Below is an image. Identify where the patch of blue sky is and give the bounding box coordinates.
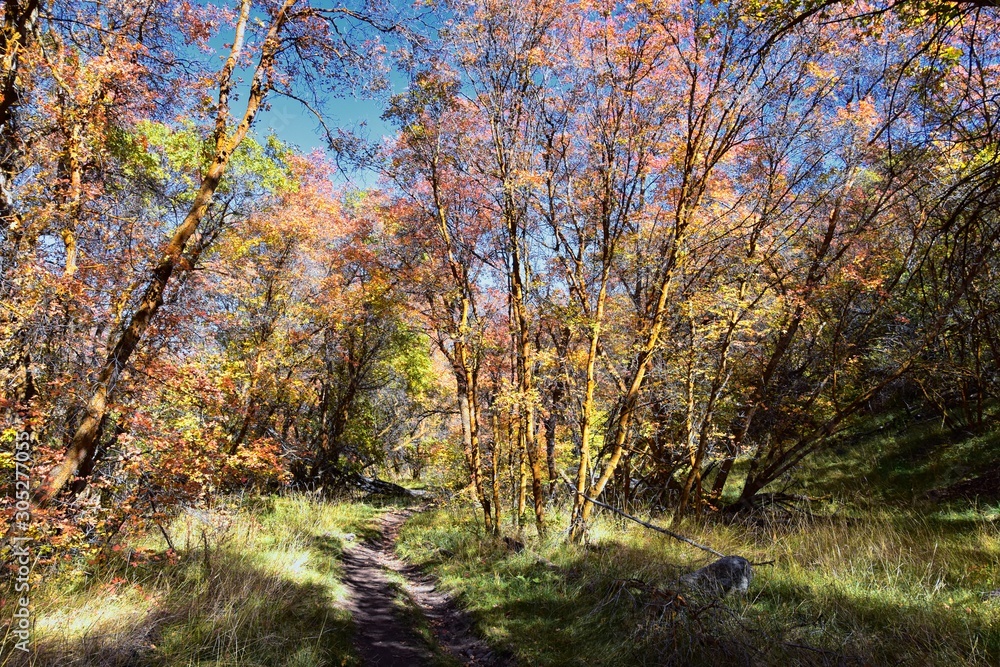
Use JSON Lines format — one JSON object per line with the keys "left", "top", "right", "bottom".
{"left": 183, "top": 1, "right": 449, "bottom": 188}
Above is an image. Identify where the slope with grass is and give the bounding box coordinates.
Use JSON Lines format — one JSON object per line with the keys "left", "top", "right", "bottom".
{"left": 395, "top": 420, "right": 1000, "bottom": 666}
{"left": 9, "top": 496, "right": 380, "bottom": 666}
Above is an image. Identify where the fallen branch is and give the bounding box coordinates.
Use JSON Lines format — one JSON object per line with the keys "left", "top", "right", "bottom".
{"left": 560, "top": 475, "right": 724, "bottom": 558}
{"left": 328, "top": 470, "right": 418, "bottom": 498}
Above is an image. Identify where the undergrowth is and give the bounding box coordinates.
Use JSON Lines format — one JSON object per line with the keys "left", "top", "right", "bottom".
{"left": 5, "top": 417, "right": 1000, "bottom": 666}
{"left": 390, "top": 416, "right": 1000, "bottom": 666}
{"left": 2, "top": 494, "right": 383, "bottom": 667}
{"left": 397, "top": 500, "right": 1000, "bottom": 666}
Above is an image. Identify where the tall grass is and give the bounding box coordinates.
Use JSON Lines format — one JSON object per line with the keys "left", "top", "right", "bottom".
{"left": 2, "top": 494, "right": 383, "bottom": 667}
{"left": 6, "top": 418, "right": 999, "bottom": 665}
{"left": 396, "top": 500, "right": 1000, "bottom": 666}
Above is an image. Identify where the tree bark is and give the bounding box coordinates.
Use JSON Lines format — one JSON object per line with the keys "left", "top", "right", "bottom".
{"left": 33, "top": 0, "right": 296, "bottom": 505}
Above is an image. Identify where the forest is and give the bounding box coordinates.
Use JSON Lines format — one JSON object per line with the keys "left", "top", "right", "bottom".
{"left": 1, "top": 0, "right": 999, "bottom": 665}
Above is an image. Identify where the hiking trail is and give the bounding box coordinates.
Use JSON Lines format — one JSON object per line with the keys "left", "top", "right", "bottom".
{"left": 340, "top": 506, "right": 512, "bottom": 667}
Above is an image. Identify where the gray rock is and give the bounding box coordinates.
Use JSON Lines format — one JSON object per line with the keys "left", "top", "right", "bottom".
{"left": 679, "top": 556, "right": 754, "bottom": 596}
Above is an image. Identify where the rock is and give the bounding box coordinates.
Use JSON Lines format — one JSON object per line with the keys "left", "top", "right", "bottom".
{"left": 502, "top": 536, "right": 525, "bottom": 553}
{"left": 679, "top": 556, "right": 754, "bottom": 596}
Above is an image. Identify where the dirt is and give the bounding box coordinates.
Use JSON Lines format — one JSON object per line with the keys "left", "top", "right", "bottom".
{"left": 340, "top": 505, "right": 513, "bottom": 667}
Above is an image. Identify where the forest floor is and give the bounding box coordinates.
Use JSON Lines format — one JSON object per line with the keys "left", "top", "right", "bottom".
{"left": 340, "top": 505, "right": 509, "bottom": 667}
{"left": 392, "top": 417, "right": 1000, "bottom": 666}
{"left": 6, "top": 419, "right": 1000, "bottom": 666}
{"left": 7, "top": 496, "right": 511, "bottom": 667}
{"left": 7, "top": 485, "right": 1000, "bottom": 666}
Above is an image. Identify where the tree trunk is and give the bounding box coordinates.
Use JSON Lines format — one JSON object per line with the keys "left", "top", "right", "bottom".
{"left": 544, "top": 383, "right": 560, "bottom": 496}
{"left": 32, "top": 0, "right": 295, "bottom": 505}
{"left": 458, "top": 367, "right": 493, "bottom": 534}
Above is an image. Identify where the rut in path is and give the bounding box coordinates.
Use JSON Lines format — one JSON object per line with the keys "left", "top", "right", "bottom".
{"left": 340, "top": 506, "right": 513, "bottom": 667}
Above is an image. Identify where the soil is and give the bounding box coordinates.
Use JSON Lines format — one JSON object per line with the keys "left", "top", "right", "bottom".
{"left": 340, "top": 505, "right": 513, "bottom": 667}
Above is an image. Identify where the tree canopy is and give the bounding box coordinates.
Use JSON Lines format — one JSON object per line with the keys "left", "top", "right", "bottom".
{"left": 1, "top": 0, "right": 998, "bottom": 553}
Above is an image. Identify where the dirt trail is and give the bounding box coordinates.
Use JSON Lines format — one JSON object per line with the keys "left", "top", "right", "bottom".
{"left": 340, "top": 506, "right": 512, "bottom": 667}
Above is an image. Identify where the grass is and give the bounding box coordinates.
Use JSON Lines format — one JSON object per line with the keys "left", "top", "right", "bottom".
{"left": 384, "top": 414, "right": 1000, "bottom": 666}
{"left": 792, "top": 414, "right": 1000, "bottom": 505}
{"left": 6, "top": 417, "right": 1000, "bottom": 666}
{"left": 2, "top": 494, "right": 385, "bottom": 667}
{"left": 396, "top": 498, "right": 1000, "bottom": 666}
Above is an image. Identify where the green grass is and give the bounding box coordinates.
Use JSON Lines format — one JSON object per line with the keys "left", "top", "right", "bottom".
{"left": 709, "top": 408, "right": 1000, "bottom": 512}
{"left": 396, "top": 500, "right": 1000, "bottom": 666}
{"left": 9, "top": 416, "right": 1000, "bottom": 666}
{"left": 787, "top": 409, "right": 1000, "bottom": 505}
{"left": 5, "top": 494, "right": 384, "bottom": 667}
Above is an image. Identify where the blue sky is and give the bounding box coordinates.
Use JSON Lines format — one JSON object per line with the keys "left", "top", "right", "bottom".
{"left": 200, "top": 1, "right": 425, "bottom": 188}
{"left": 257, "top": 83, "right": 403, "bottom": 187}
{"left": 260, "top": 93, "right": 392, "bottom": 153}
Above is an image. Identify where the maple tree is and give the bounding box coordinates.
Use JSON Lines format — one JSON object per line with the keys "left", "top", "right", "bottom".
{"left": 0, "top": 0, "right": 997, "bottom": 568}
{"left": 377, "top": 0, "right": 1000, "bottom": 532}
{"left": 383, "top": 68, "right": 505, "bottom": 532}
{"left": 17, "top": 0, "right": 401, "bottom": 505}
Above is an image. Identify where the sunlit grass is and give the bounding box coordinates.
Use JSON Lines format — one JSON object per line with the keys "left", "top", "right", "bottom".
{"left": 397, "top": 498, "right": 1000, "bottom": 666}
{"left": 8, "top": 415, "right": 1000, "bottom": 666}
{"left": 5, "top": 494, "right": 383, "bottom": 667}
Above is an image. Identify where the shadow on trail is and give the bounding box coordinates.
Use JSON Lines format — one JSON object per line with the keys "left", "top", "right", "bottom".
{"left": 340, "top": 505, "right": 514, "bottom": 667}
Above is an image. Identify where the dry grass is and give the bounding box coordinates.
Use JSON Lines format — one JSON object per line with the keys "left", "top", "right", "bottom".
{"left": 2, "top": 494, "right": 383, "bottom": 667}
{"left": 5, "top": 418, "right": 998, "bottom": 665}
{"left": 396, "top": 499, "right": 1000, "bottom": 666}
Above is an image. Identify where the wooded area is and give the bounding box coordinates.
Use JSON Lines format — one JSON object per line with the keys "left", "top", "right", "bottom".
{"left": 1, "top": 0, "right": 999, "bottom": 665}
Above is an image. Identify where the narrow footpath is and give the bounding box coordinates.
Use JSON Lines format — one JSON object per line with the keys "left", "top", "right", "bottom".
{"left": 340, "top": 506, "right": 512, "bottom": 667}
